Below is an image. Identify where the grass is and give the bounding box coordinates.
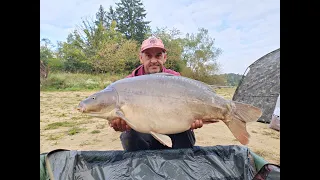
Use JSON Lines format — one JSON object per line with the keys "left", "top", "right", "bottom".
{"left": 44, "top": 121, "right": 77, "bottom": 130}
{"left": 46, "top": 133, "right": 65, "bottom": 140}
{"left": 91, "top": 130, "right": 101, "bottom": 134}
{"left": 40, "top": 72, "right": 237, "bottom": 93}
{"left": 40, "top": 72, "right": 126, "bottom": 91}
{"left": 67, "top": 127, "right": 87, "bottom": 135}
{"left": 262, "top": 130, "right": 280, "bottom": 139}
{"left": 214, "top": 87, "right": 237, "bottom": 99}
{"left": 44, "top": 120, "right": 94, "bottom": 130}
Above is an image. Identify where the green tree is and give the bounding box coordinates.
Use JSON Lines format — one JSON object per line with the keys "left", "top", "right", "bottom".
{"left": 225, "top": 73, "right": 242, "bottom": 86}
{"left": 57, "top": 18, "right": 140, "bottom": 74}
{"left": 106, "top": 5, "right": 117, "bottom": 28}
{"left": 40, "top": 38, "right": 54, "bottom": 65}
{"left": 151, "top": 27, "right": 185, "bottom": 72}
{"left": 181, "top": 28, "right": 224, "bottom": 84}
{"left": 95, "top": 5, "right": 109, "bottom": 28}
{"left": 92, "top": 39, "right": 139, "bottom": 74}
{"left": 115, "top": 0, "right": 151, "bottom": 43}
{"left": 57, "top": 32, "right": 92, "bottom": 73}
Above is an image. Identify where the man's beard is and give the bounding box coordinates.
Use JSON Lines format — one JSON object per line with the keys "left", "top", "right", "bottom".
{"left": 147, "top": 63, "right": 162, "bottom": 74}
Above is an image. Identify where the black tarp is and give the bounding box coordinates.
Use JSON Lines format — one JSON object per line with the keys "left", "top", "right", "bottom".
{"left": 42, "top": 145, "right": 279, "bottom": 180}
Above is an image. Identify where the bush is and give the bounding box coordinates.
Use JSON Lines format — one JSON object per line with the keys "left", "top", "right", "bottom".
{"left": 40, "top": 72, "right": 126, "bottom": 91}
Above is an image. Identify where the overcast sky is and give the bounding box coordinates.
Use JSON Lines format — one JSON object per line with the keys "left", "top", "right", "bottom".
{"left": 40, "top": 0, "right": 280, "bottom": 74}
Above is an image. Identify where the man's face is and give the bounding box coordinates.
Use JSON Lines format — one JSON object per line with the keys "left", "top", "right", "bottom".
{"left": 140, "top": 48, "right": 167, "bottom": 74}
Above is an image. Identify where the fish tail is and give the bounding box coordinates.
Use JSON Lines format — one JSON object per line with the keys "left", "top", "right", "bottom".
{"left": 224, "top": 102, "right": 262, "bottom": 145}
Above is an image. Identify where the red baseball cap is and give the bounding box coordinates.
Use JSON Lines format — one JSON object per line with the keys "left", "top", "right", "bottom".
{"left": 140, "top": 36, "right": 166, "bottom": 53}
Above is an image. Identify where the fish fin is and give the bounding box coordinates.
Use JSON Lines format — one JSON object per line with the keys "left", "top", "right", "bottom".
{"left": 224, "top": 102, "right": 262, "bottom": 145}
{"left": 233, "top": 101, "right": 262, "bottom": 122}
{"left": 115, "top": 110, "right": 137, "bottom": 130}
{"left": 224, "top": 120, "right": 250, "bottom": 145}
{"left": 150, "top": 131, "right": 172, "bottom": 148}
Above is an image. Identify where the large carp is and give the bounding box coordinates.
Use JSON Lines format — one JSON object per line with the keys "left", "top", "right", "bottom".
{"left": 77, "top": 73, "right": 262, "bottom": 147}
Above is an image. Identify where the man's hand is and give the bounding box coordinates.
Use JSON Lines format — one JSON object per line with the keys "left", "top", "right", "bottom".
{"left": 191, "top": 119, "right": 203, "bottom": 130}
{"left": 109, "top": 118, "right": 131, "bottom": 132}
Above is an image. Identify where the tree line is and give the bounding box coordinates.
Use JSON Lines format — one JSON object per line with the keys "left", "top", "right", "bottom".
{"left": 40, "top": 0, "right": 240, "bottom": 85}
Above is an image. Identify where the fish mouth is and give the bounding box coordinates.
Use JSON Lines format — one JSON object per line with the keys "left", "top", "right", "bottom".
{"left": 76, "top": 102, "right": 86, "bottom": 113}
{"left": 76, "top": 102, "right": 104, "bottom": 114}
{"left": 76, "top": 107, "right": 85, "bottom": 113}
{"left": 76, "top": 106, "right": 103, "bottom": 114}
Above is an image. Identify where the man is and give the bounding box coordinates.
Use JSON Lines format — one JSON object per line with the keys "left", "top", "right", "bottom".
{"left": 109, "top": 36, "right": 203, "bottom": 151}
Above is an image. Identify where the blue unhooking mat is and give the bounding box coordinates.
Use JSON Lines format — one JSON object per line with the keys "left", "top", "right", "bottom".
{"left": 40, "top": 145, "right": 279, "bottom": 180}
